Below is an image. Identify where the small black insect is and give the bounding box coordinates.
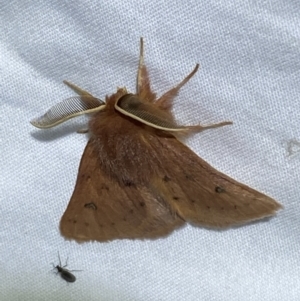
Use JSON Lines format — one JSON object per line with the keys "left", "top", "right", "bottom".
{"left": 52, "top": 252, "right": 80, "bottom": 283}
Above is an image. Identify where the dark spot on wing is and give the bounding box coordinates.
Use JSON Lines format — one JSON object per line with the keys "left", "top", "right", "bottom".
{"left": 84, "top": 202, "right": 97, "bottom": 210}
{"left": 215, "top": 186, "right": 225, "bottom": 193}
{"left": 123, "top": 179, "right": 135, "bottom": 187}
{"left": 173, "top": 196, "right": 179, "bottom": 200}
{"left": 101, "top": 184, "right": 109, "bottom": 190}
{"left": 81, "top": 173, "right": 91, "bottom": 180}
{"left": 185, "top": 174, "right": 193, "bottom": 180}
{"left": 163, "top": 175, "right": 171, "bottom": 182}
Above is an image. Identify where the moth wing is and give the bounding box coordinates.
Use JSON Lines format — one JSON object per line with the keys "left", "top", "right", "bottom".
{"left": 59, "top": 139, "right": 184, "bottom": 242}
{"left": 149, "top": 136, "right": 282, "bottom": 228}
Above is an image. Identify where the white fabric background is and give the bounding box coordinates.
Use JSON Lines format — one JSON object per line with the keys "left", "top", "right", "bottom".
{"left": 1, "top": 0, "right": 300, "bottom": 300}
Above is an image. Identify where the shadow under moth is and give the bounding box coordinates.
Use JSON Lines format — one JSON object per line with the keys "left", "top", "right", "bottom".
{"left": 31, "top": 38, "right": 282, "bottom": 242}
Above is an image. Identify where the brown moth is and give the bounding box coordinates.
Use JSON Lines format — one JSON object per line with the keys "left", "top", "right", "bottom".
{"left": 31, "top": 38, "right": 282, "bottom": 242}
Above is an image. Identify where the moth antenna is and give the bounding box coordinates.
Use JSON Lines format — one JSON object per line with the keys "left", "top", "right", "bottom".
{"left": 30, "top": 96, "right": 105, "bottom": 129}
{"left": 186, "top": 121, "right": 233, "bottom": 133}
{"left": 115, "top": 94, "right": 232, "bottom": 132}
{"left": 115, "top": 94, "right": 185, "bottom": 131}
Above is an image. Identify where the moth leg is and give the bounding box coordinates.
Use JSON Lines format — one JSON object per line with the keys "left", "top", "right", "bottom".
{"left": 63, "top": 80, "right": 95, "bottom": 98}
{"left": 136, "top": 37, "right": 156, "bottom": 103}
{"left": 193, "top": 121, "right": 233, "bottom": 132}
{"left": 155, "top": 64, "right": 199, "bottom": 111}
